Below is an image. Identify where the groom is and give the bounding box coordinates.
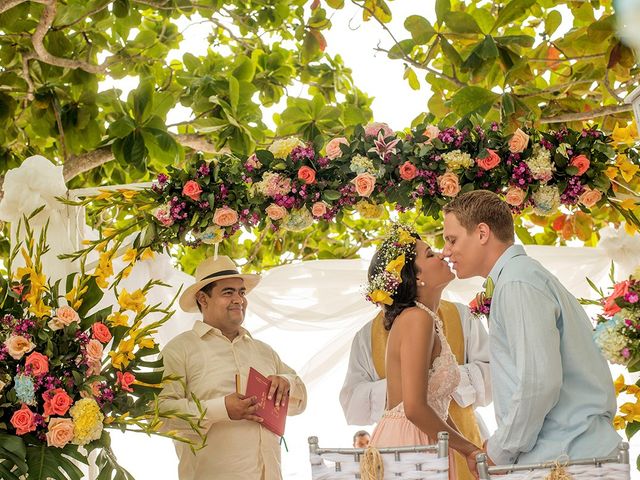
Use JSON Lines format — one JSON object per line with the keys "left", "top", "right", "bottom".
{"left": 442, "top": 190, "right": 620, "bottom": 466}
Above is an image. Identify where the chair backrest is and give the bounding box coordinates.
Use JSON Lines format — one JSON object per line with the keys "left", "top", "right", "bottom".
{"left": 308, "top": 432, "right": 449, "bottom": 479}
{"left": 475, "top": 442, "right": 630, "bottom": 480}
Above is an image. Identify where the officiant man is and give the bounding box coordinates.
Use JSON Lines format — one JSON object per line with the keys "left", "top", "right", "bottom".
{"left": 159, "top": 255, "right": 307, "bottom": 480}
{"left": 340, "top": 300, "right": 491, "bottom": 480}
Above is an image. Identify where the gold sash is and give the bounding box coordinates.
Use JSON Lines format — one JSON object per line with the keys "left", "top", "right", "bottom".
{"left": 370, "top": 301, "right": 482, "bottom": 480}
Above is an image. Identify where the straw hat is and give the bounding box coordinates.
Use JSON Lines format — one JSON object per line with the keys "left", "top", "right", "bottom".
{"left": 179, "top": 255, "right": 260, "bottom": 313}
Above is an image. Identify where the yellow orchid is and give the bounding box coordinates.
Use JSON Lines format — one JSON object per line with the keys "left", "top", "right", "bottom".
{"left": 355, "top": 201, "right": 385, "bottom": 219}
{"left": 614, "top": 374, "right": 627, "bottom": 395}
{"left": 605, "top": 166, "right": 619, "bottom": 180}
{"left": 614, "top": 415, "right": 626, "bottom": 431}
{"left": 118, "top": 289, "right": 146, "bottom": 313}
{"left": 95, "top": 241, "right": 107, "bottom": 252}
{"left": 95, "top": 190, "right": 113, "bottom": 201}
{"left": 120, "top": 189, "right": 138, "bottom": 200}
{"left": 122, "top": 248, "right": 137, "bottom": 264}
{"left": 385, "top": 254, "right": 406, "bottom": 279}
{"left": 625, "top": 222, "right": 639, "bottom": 236}
{"left": 102, "top": 228, "right": 117, "bottom": 238}
{"left": 627, "top": 384, "right": 640, "bottom": 396}
{"left": 121, "top": 266, "right": 133, "bottom": 279}
{"left": 611, "top": 122, "right": 638, "bottom": 145}
{"left": 615, "top": 154, "right": 640, "bottom": 183}
{"left": 29, "top": 300, "right": 51, "bottom": 318}
{"left": 619, "top": 198, "right": 637, "bottom": 210}
{"left": 620, "top": 400, "right": 640, "bottom": 423}
{"left": 397, "top": 228, "right": 416, "bottom": 245}
{"left": 369, "top": 289, "right": 393, "bottom": 305}
{"left": 110, "top": 337, "right": 136, "bottom": 370}
{"left": 108, "top": 311, "right": 129, "bottom": 327}
{"left": 140, "top": 248, "right": 155, "bottom": 261}
{"left": 137, "top": 337, "right": 155, "bottom": 350}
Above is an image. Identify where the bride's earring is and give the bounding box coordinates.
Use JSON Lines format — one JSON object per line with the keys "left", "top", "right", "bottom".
{"left": 418, "top": 280, "right": 425, "bottom": 287}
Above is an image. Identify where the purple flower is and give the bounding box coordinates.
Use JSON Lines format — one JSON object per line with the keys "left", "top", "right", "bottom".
{"left": 625, "top": 292, "right": 639, "bottom": 304}
{"left": 290, "top": 145, "right": 316, "bottom": 163}
{"left": 369, "top": 131, "right": 401, "bottom": 160}
{"left": 196, "top": 163, "right": 211, "bottom": 178}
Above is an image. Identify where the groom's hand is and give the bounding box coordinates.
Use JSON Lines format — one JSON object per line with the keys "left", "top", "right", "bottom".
{"left": 267, "top": 375, "right": 290, "bottom": 407}
{"left": 225, "top": 393, "right": 263, "bottom": 422}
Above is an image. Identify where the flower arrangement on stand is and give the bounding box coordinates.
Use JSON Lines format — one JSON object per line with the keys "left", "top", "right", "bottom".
{"left": 0, "top": 219, "right": 205, "bottom": 480}
{"left": 62, "top": 120, "right": 639, "bottom": 267}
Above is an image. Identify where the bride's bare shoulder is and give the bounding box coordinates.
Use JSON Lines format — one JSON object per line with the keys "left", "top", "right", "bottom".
{"left": 394, "top": 306, "right": 434, "bottom": 332}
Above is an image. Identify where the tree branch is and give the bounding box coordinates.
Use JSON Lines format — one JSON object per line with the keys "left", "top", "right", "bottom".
{"left": 539, "top": 104, "right": 633, "bottom": 124}
{"left": 0, "top": 0, "right": 46, "bottom": 14}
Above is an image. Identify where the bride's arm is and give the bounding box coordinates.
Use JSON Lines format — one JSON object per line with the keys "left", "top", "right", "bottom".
{"left": 398, "top": 308, "right": 479, "bottom": 458}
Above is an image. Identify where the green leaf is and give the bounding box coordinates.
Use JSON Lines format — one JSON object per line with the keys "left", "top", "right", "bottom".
{"left": 439, "top": 36, "right": 462, "bottom": 66}
{"left": 626, "top": 421, "right": 640, "bottom": 440}
{"left": 387, "top": 39, "right": 415, "bottom": 60}
{"left": 132, "top": 81, "right": 153, "bottom": 123}
{"left": 492, "top": 0, "right": 536, "bottom": 31}
{"left": 435, "top": 0, "right": 451, "bottom": 25}
{"left": 495, "top": 35, "right": 535, "bottom": 47}
{"left": 232, "top": 56, "right": 255, "bottom": 82}
{"left": 404, "top": 15, "right": 436, "bottom": 44}
{"left": 445, "top": 11, "right": 482, "bottom": 34}
{"left": 113, "top": 0, "right": 130, "bottom": 18}
{"left": 322, "top": 190, "right": 341, "bottom": 201}
{"left": 228, "top": 76, "right": 239, "bottom": 112}
{"left": 326, "top": 0, "right": 344, "bottom": 7}
{"left": 544, "top": 10, "right": 562, "bottom": 36}
{"left": 450, "top": 86, "right": 499, "bottom": 117}
{"left": 76, "top": 276, "right": 105, "bottom": 318}
{"left": 587, "top": 15, "right": 616, "bottom": 43}
{"left": 108, "top": 116, "right": 136, "bottom": 139}
{"left": 26, "top": 443, "right": 86, "bottom": 480}
{"left": 403, "top": 67, "right": 420, "bottom": 90}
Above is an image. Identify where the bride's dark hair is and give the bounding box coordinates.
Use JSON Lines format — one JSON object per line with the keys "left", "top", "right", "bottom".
{"left": 367, "top": 231, "right": 421, "bottom": 331}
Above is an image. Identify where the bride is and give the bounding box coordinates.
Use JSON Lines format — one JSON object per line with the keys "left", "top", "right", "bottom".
{"left": 365, "top": 224, "right": 483, "bottom": 478}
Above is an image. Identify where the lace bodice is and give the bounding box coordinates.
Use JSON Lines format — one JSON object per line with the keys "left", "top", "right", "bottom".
{"left": 386, "top": 301, "right": 460, "bottom": 421}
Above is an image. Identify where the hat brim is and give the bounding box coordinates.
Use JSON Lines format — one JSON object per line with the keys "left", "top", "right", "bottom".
{"left": 179, "top": 273, "right": 261, "bottom": 313}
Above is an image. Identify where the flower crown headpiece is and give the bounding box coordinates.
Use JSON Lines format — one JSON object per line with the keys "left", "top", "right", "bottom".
{"left": 365, "top": 223, "right": 418, "bottom": 306}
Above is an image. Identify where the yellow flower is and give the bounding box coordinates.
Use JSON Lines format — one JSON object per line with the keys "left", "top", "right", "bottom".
{"left": 397, "top": 228, "right": 416, "bottom": 245}
{"left": 385, "top": 254, "right": 406, "bottom": 279}
{"left": 137, "top": 337, "right": 155, "bottom": 350}
{"left": 109, "top": 337, "right": 136, "bottom": 370}
{"left": 121, "top": 266, "right": 133, "bottom": 279}
{"left": 95, "top": 276, "right": 109, "bottom": 289}
{"left": 614, "top": 415, "right": 626, "bottom": 431}
{"left": 120, "top": 189, "right": 138, "bottom": 200}
{"left": 605, "top": 166, "right": 619, "bottom": 180}
{"left": 118, "top": 289, "right": 146, "bottom": 313}
{"left": 369, "top": 289, "right": 393, "bottom": 306}
{"left": 95, "top": 241, "right": 107, "bottom": 252}
{"left": 611, "top": 122, "right": 638, "bottom": 145}
{"left": 140, "top": 248, "right": 155, "bottom": 261}
{"left": 95, "top": 190, "right": 113, "bottom": 201}
{"left": 355, "top": 201, "right": 385, "bottom": 219}
{"left": 29, "top": 300, "right": 51, "bottom": 318}
{"left": 70, "top": 398, "right": 104, "bottom": 445}
{"left": 627, "top": 384, "right": 640, "bottom": 396}
{"left": 620, "top": 198, "right": 637, "bottom": 210}
{"left": 268, "top": 137, "right": 305, "bottom": 159}
{"left": 620, "top": 400, "right": 640, "bottom": 423}
{"left": 122, "top": 248, "right": 137, "bottom": 264}
{"left": 614, "top": 374, "right": 627, "bottom": 395}
{"left": 65, "top": 288, "right": 77, "bottom": 304}
{"left": 102, "top": 228, "right": 117, "bottom": 238}
{"left": 625, "top": 222, "right": 639, "bottom": 236}
{"left": 615, "top": 154, "right": 640, "bottom": 183}
{"left": 108, "top": 311, "right": 129, "bottom": 327}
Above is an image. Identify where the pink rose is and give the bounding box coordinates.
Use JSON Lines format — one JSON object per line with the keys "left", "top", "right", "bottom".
{"left": 505, "top": 186, "right": 526, "bottom": 206}
{"left": 245, "top": 153, "right": 262, "bottom": 170}
{"left": 438, "top": 172, "right": 461, "bottom": 197}
{"left": 85, "top": 339, "right": 104, "bottom": 363}
{"left": 508, "top": 128, "right": 530, "bottom": 153}
{"left": 579, "top": 187, "right": 602, "bottom": 208}
{"left": 4, "top": 335, "right": 35, "bottom": 360}
{"left": 54, "top": 306, "right": 80, "bottom": 328}
{"left": 604, "top": 281, "right": 630, "bottom": 317}
{"left": 25, "top": 351, "right": 49, "bottom": 377}
{"left": 46, "top": 417, "right": 75, "bottom": 448}
{"left": 424, "top": 125, "right": 440, "bottom": 142}
{"left": 213, "top": 207, "right": 238, "bottom": 227}
{"left": 364, "top": 122, "right": 393, "bottom": 138}
{"left": 153, "top": 206, "right": 174, "bottom": 227}
{"left": 265, "top": 204, "right": 287, "bottom": 221}
{"left": 182, "top": 180, "right": 202, "bottom": 201}
{"left": 43, "top": 388, "right": 73, "bottom": 417}
{"left": 297, "top": 166, "right": 316, "bottom": 184}
{"left": 86, "top": 360, "right": 102, "bottom": 377}
{"left": 352, "top": 172, "right": 377, "bottom": 197}
{"left": 477, "top": 149, "right": 501, "bottom": 170}
{"left": 91, "top": 322, "right": 112, "bottom": 344}
{"left": 117, "top": 371, "right": 136, "bottom": 393}
{"left": 325, "top": 137, "right": 349, "bottom": 160}
{"left": 11, "top": 404, "right": 36, "bottom": 435}
{"left": 399, "top": 161, "right": 418, "bottom": 181}
{"left": 570, "top": 155, "right": 590, "bottom": 175}
{"left": 311, "top": 201, "right": 328, "bottom": 217}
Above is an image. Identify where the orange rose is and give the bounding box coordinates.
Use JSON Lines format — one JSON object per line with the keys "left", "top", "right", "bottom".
{"left": 570, "top": 155, "right": 590, "bottom": 175}
{"left": 325, "top": 137, "right": 349, "bottom": 160}
{"left": 579, "top": 187, "right": 602, "bottom": 208}
{"left": 43, "top": 388, "right": 73, "bottom": 417}
{"left": 50, "top": 306, "right": 80, "bottom": 331}
{"left": 297, "top": 166, "right": 316, "bottom": 184}
{"left": 25, "top": 351, "right": 49, "bottom": 377}
{"left": 604, "top": 280, "right": 630, "bottom": 317}
{"left": 399, "top": 161, "right": 418, "bottom": 181}
{"left": 352, "top": 172, "right": 377, "bottom": 197}
{"left": 86, "top": 360, "right": 101, "bottom": 377}
{"left": 4, "top": 335, "right": 35, "bottom": 360}
{"left": 438, "top": 172, "right": 461, "bottom": 197}
{"left": 508, "top": 128, "right": 530, "bottom": 153}
{"left": 46, "top": 418, "right": 75, "bottom": 448}
{"left": 311, "top": 201, "right": 328, "bottom": 217}
{"left": 117, "top": 371, "right": 136, "bottom": 393}
{"left": 91, "top": 322, "right": 112, "bottom": 344}
{"left": 182, "top": 180, "right": 202, "bottom": 201}
{"left": 213, "top": 207, "right": 238, "bottom": 226}
{"left": 477, "top": 149, "right": 501, "bottom": 170}
{"left": 505, "top": 186, "right": 526, "bottom": 206}
{"left": 265, "top": 204, "right": 287, "bottom": 221}
{"left": 85, "top": 339, "right": 104, "bottom": 363}
{"left": 10, "top": 404, "right": 36, "bottom": 435}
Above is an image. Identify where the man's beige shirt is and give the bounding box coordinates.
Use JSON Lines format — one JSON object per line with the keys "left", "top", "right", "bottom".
{"left": 159, "top": 321, "right": 307, "bottom": 480}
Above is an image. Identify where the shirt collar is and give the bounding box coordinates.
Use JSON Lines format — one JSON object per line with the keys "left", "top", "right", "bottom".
{"left": 192, "top": 320, "right": 251, "bottom": 340}
{"left": 485, "top": 244, "right": 526, "bottom": 287}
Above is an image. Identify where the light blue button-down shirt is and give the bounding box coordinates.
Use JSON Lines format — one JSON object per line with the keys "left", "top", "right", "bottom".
{"left": 486, "top": 245, "right": 620, "bottom": 465}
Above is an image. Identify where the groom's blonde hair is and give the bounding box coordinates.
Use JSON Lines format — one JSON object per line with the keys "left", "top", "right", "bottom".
{"left": 443, "top": 190, "right": 515, "bottom": 243}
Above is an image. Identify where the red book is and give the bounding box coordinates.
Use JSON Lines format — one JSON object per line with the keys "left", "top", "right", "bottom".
{"left": 245, "top": 367, "right": 289, "bottom": 437}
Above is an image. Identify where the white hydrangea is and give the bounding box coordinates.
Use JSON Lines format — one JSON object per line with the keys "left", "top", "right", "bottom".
{"left": 349, "top": 154, "right": 384, "bottom": 177}
{"left": 442, "top": 150, "right": 474, "bottom": 171}
{"left": 268, "top": 137, "right": 305, "bottom": 159}
{"left": 525, "top": 144, "right": 555, "bottom": 182}
{"left": 532, "top": 184, "right": 560, "bottom": 216}
{"left": 595, "top": 324, "right": 628, "bottom": 365}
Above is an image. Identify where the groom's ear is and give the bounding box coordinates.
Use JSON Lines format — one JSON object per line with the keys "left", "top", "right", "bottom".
{"left": 477, "top": 223, "right": 491, "bottom": 245}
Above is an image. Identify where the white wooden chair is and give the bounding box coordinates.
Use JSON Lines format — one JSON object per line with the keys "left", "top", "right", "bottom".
{"left": 475, "top": 442, "right": 631, "bottom": 480}
{"left": 308, "top": 432, "right": 449, "bottom": 479}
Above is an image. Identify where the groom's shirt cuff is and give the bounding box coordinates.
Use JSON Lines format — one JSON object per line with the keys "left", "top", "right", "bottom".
{"left": 486, "top": 437, "right": 518, "bottom": 465}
